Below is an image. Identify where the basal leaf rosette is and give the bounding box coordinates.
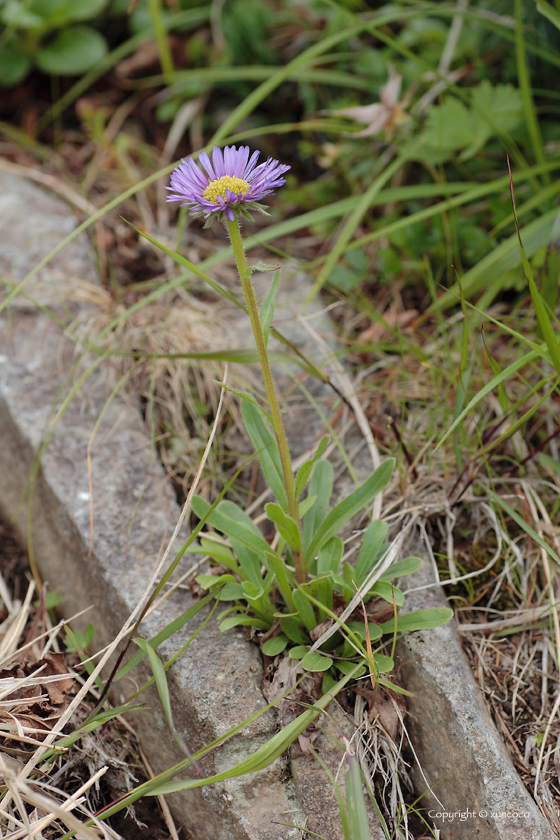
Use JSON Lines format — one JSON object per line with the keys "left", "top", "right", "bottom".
{"left": 166, "top": 144, "right": 290, "bottom": 226}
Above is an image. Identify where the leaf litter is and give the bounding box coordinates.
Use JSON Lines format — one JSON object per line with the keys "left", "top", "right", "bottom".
{"left": 0, "top": 520, "right": 174, "bottom": 840}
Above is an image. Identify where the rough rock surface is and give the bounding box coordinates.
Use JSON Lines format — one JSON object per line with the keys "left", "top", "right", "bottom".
{"left": 0, "top": 169, "right": 364, "bottom": 839}
{"left": 397, "top": 550, "right": 553, "bottom": 840}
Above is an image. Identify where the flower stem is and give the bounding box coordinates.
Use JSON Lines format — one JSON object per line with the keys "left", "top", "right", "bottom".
{"left": 226, "top": 217, "right": 306, "bottom": 584}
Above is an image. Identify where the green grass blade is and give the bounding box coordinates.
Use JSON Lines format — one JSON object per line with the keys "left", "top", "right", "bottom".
{"left": 434, "top": 349, "right": 541, "bottom": 451}
{"left": 114, "top": 590, "right": 215, "bottom": 681}
{"left": 537, "top": 0, "right": 560, "bottom": 29}
{"left": 134, "top": 638, "right": 192, "bottom": 758}
{"left": 303, "top": 155, "right": 404, "bottom": 307}
{"left": 515, "top": 0, "right": 547, "bottom": 171}
{"left": 346, "top": 749, "right": 370, "bottom": 840}
{"left": 508, "top": 171, "right": 560, "bottom": 376}
{"left": 145, "top": 665, "right": 362, "bottom": 795}
{"left": 428, "top": 207, "right": 558, "bottom": 312}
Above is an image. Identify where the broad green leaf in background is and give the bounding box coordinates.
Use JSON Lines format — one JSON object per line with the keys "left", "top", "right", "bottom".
{"left": 36, "top": 26, "right": 108, "bottom": 75}
{"left": 30, "top": 0, "right": 108, "bottom": 23}
{"left": 464, "top": 82, "right": 523, "bottom": 159}
{"left": 408, "top": 83, "right": 523, "bottom": 163}
{"left": 1, "top": 1, "right": 43, "bottom": 27}
{"left": 0, "top": 43, "right": 31, "bottom": 86}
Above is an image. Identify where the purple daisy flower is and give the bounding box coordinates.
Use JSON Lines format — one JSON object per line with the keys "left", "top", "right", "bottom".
{"left": 166, "top": 145, "right": 290, "bottom": 225}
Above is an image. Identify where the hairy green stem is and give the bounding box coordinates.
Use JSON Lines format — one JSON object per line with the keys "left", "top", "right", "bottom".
{"left": 226, "top": 217, "right": 306, "bottom": 584}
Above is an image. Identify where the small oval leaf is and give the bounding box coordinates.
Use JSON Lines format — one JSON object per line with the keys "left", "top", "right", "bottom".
{"left": 288, "top": 645, "right": 308, "bottom": 660}
{"left": 262, "top": 635, "right": 289, "bottom": 656}
{"left": 302, "top": 652, "right": 332, "bottom": 672}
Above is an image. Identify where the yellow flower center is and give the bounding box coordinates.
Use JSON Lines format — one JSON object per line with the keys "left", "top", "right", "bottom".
{"left": 203, "top": 175, "right": 250, "bottom": 203}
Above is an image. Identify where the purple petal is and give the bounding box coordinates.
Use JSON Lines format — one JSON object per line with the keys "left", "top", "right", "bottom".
{"left": 198, "top": 151, "right": 215, "bottom": 181}
{"left": 233, "top": 145, "right": 250, "bottom": 177}
{"left": 225, "top": 207, "right": 235, "bottom": 221}
{"left": 243, "top": 150, "right": 260, "bottom": 178}
{"left": 212, "top": 146, "right": 225, "bottom": 177}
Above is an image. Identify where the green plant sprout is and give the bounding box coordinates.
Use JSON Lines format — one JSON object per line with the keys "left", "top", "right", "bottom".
{"left": 164, "top": 144, "right": 452, "bottom": 691}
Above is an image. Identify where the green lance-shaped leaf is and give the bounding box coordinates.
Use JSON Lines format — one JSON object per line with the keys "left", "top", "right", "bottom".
{"left": 514, "top": 203, "right": 560, "bottom": 377}
{"left": 241, "top": 400, "right": 289, "bottom": 513}
{"left": 294, "top": 435, "right": 330, "bottom": 501}
{"left": 219, "top": 615, "right": 269, "bottom": 631}
{"left": 380, "top": 608, "right": 453, "bottom": 635}
{"left": 260, "top": 269, "right": 281, "bottom": 348}
{"left": 378, "top": 556, "right": 423, "bottom": 581}
{"left": 192, "top": 496, "right": 271, "bottom": 569}
{"left": 265, "top": 550, "right": 296, "bottom": 614}
{"left": 369, "top": 581, "right": 404, "bottom": 606}
{"left": 303, "top": 459, "right": 334, "bottom": 556}
{"left": 316, "top": 576, "right": 333, "bottom": 620}
{"left": 197, "top": 537, "right": 239, "bottom": 573}
{"left": 293, "top": 588, "right": 316, "bottom": 632}
{"left": 537, "top": 0, "right": 560, "bottom": 30}
{"left": 217, "top": 382, "right": 272, "bottom": 424}
{"left": 317, "top": 536, "right": 344, "bottom": 576}
{"left": 278, "top": 615, "right": 308, "bottom": 645}
{"left": 305, "top": 459, "right": 395, "bottom": 567}
{"left": 266, "top": 503, "right": 301, "bottom": 553}
{"left": 134, "top": 638, "right": 192, "bottom": 758}
{"left": 354, "top": 519, "right": 389, "bottom": 585}
{"left": 346, "top": 747, "right": 370, "bottom": 840}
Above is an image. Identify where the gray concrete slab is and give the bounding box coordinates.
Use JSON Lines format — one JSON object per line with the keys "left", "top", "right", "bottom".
{"left": 0, "top": 169, "right": 374, "bottom": 840}
{"left": 397, "top": 545, "right": 553, "bottom": 839}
